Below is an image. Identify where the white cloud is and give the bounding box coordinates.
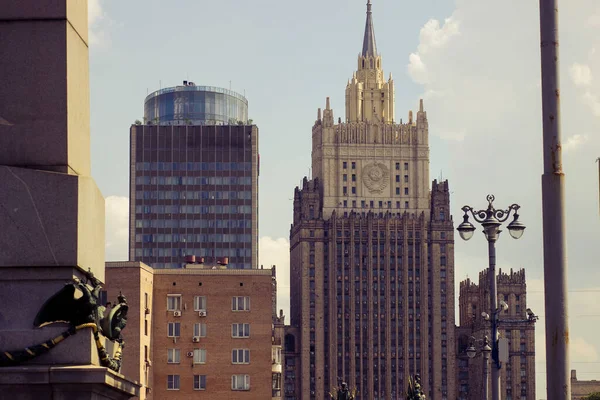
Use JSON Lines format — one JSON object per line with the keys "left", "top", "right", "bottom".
{"left": 407, "top": 53, "right": 428, "bottom": 84}
{"left": 105, "top": 195, "right": 129, "bottom": 261}
{"left": 570, "top": 63, "right": 593, "bottom": 87}
{"left": 417, "top": 18, "right": 460, "bottom": 55}
{"left": 407, "top": 17, "right": 459, "bottom": 85}
{"left": 259, "top": 236, "right": 290, "bottom": 319}
{"left": 587, "top": 13, "right": 600, "bottom": 28}
{"left": 572, "top": 336, "right": 599, "bottom": 362}
{"left": 583, "top": 91, "right": 600, "bottom": 116}
{"left": 88, "top": 0, "right": 109, "bottom": 46}
{"left": 563, "top": 134, "right": 590, "bottom": 152}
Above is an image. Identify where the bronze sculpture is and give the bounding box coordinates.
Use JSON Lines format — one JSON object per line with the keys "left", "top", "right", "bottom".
{"left": 0, "top": 270, "right": 128, "bottom": 372}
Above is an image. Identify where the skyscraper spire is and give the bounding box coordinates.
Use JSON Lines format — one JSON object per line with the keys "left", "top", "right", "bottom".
{"left": 361, "top": 0, "right": 378, "bottom": 57}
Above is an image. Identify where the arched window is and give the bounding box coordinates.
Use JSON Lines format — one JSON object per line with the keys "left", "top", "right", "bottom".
{"left": 285, "top": 334, "right": 296, "bottom": 352}
{"left": 362, "top": 59, "right": 365, "bottom": 69}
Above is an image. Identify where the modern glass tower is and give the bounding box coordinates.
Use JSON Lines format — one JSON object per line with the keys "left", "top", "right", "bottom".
{"left": 129, "top": 83, "right": 258, "bottom": 269}
{"left": 144, "top": 81, "right": 248, "bottom": 126}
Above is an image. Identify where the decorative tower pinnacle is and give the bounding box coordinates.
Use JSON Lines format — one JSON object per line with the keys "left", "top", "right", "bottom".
{"left": 345, "top": 0, "right": 394, "bottom": 123}
{"left": 362, "top": 0, "right": 378, "bottom": 58}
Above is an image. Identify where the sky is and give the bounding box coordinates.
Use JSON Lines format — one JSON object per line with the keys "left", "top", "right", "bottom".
{"left": 89, "top": 1, "right": 600, "bottom": 397}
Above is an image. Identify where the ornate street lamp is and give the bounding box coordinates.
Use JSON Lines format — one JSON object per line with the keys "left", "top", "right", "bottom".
{"left": 457, "top": 195, "right": 525, "bottom": 400}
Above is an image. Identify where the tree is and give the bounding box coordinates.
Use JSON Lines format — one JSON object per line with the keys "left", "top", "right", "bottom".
{"left": 584, "top": 393, "right": 600, "bottom": 400}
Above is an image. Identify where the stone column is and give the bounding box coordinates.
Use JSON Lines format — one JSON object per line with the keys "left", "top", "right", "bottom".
{"left": 0, "top": 1, "right": 138, "bottom": 398}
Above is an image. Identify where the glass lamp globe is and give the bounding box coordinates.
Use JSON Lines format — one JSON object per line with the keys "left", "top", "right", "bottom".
{"left": 466, "top": 345, "right": 477, "bottom": 359}
{"left": 457, "top": 215, "right": 476, "bottom": 241}
{"left": 507, "top": 214, "right": 526, "bottom": 240}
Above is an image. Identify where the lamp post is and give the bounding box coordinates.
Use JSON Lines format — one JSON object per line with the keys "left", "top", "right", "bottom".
{"left": 457, "top": 195, "right": 525, "bottom": 400}
{"left": 467, "top": 336, "right": 492, "bottom": 400}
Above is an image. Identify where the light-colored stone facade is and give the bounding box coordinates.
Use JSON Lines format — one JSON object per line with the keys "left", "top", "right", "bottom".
{"left": 456, "top": 268, "right": 536, "bottom": 400}
{"left": 106, "top": 262, "right": 283, "bottom": 400}
{"left": 572, "top": 370, "right": 600, "bottom": 400}
{"left": 287, "top": 2, "right": 455, "bottom": 399}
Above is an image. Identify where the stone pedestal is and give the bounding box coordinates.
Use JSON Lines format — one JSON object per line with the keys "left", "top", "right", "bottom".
{"left": 0, "top": 366, "right": 140, "bottom": 400}
{"left": 0, "top": 1, "right": 138, "bottom": 398}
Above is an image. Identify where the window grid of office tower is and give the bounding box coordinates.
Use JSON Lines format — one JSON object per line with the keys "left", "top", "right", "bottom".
{"left": 129, "top": 124, "right": 258, "bottom": 269}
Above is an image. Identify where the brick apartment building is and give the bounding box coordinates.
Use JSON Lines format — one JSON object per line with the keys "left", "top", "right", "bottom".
{"left": 105, "top": 261, "right": 284, "bottom": 400}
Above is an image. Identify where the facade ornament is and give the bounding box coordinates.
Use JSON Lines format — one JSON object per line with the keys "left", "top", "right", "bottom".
{"left": 362, "top": 162, "right": 389, "bottom": 193}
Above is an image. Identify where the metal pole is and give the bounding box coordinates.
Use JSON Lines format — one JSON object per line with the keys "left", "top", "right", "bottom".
{"left": 483, "top": 350, "right": 490, "bottom": 400}
{"left": 539, "top": 0, "right": 570, "bottom": 398}
{"left": 488, "top": 240, "right": 500, "bottom": 400}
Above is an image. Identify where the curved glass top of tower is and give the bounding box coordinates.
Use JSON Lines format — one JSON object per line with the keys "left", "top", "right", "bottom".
{"left": 144, "top": 82, "right": 248, "bottom": 125}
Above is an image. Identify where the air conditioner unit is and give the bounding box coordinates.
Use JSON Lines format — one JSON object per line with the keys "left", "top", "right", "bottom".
{"left": 192, "top": 336, "right": 200, "bottom": 343}
{"left": 174, "top": 311, "right": 182, "bottom": 317}
{"left": 198, "top": 310, "right": 207, "bottom": 317}
{"left": 187, "top": 351, "right": 194, "bottom": 357}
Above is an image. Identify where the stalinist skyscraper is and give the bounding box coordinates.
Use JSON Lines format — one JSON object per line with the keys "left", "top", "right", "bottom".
{"left": 287, "top": 2, "right": 456, "bottom": 399}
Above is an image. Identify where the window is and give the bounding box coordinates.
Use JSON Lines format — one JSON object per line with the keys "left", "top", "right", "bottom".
{"left": 343, "top": 186, "right": 347, "bottom": 195}
{"left": 168, "top": 322, "right": 181, "bottom": 337}
{"left": 232, "top": 296, "right": 251, "bottom": 311}
{"left": 232, "top": 375, "right": 250, "bottom": 390}
{"left": 232, "top": 323, "right": 251, "bottom": 338}
{"left": 404, "top": 187, "right": 409, "bottom": 195}
{"left": 167, "top": 295, "right": 182, "bottom": 311}
{"left": 351, "top": 187, "right": 356, "bottom": 194}
{"left": 343, "top": 200, "right": 347, "bottom": 208}
{"left": 343, "top": 174, "right": 347, "bottom": 182}
{"left": 352, "top": 174, "right": 356, "bottom": 182}
{"left": 194, "top": 375, "right": 207, "bottom": 390}
{"left": 396, "top": 175, "right": 400, "bottom": 183}
{"left": 167, "top": 375, "right": 180, "bottom": 390}
{"left": 167, "top": 348, "right": 180, "bottom": 364}
{"left": 194, "top": 296, "right": 206, "bottom": 311}
{"left": 395, "top": 162, "right": 400, "bottom": 170}
{"left": 343, "top": 161, "right": 347, "bottom": 169}
{"left": 404, "top": 175, "right": 409, "bottom": 183}
{"left": 396, "top": 187, "right": 400, "bottom": 195}
{"left": 193, "top": 323, "right": 207, "bottom": 337}
{"left": 404, "top": 162, "right": 409, "bottom": 170}
{"left": 232, "top": 349, "right": 250, "bottom": 364}
{"left": 351, "top": 162, "right": 356, "bottom": 169}
{"left": 193, "top": 349, "right": 207, "bottom": 364}
{"left": 352, "top": 200, "right": 356, "bottom": 208}
{"left": 405, "top": 201, "right": 409, "bottom": 209}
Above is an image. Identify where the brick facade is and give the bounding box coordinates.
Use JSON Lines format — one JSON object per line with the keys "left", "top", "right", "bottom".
{"left": 105, "top": 262, "right": 283, "bottom": 400}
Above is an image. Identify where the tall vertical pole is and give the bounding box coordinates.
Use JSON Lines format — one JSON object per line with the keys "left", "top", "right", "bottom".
{"left": 539, "top": 0, "right": 570, "bottom": 399}
{"left": 483, "top": 350, "right": 490, "bottom": 400}
{"left": 596, "top": 158, "right": 600, "bottom": 216}
{"left": 488, "top": 240, "right": 500, "bottom": 400}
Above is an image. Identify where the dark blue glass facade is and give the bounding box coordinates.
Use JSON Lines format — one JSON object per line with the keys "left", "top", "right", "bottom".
{"left": 144, "top": 86, "right": 248, "bottom": 126}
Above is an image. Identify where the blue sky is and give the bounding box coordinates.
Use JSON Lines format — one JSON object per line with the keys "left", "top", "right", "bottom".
{"left": 91, "top": 1, "right": 600, "bottom": 397}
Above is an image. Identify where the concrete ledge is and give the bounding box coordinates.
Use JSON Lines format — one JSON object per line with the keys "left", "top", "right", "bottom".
{"left": 0, "top": 365, "right": 140, "bottom": 400}
{"left": 0, "top": 167, "right": 105, "bottom": 279}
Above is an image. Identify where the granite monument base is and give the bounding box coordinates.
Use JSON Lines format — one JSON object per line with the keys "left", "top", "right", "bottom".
{"left": 0, "top": 365, "right": 139, "bottom": 400}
